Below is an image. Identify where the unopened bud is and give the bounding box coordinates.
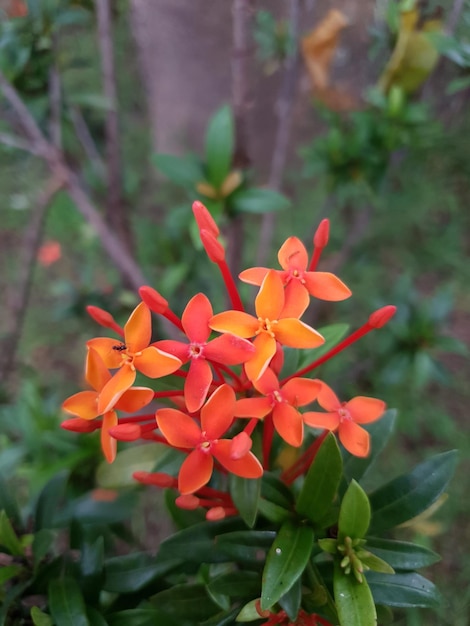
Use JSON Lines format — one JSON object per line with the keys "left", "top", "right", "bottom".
{"left": 368, "top": 305, "right": 396, "bottom": 328}
{"left": 200, "top": 229, "right": 225, "bottom": 263}
{"left": 206, "top": 506, "right": 226, "bottom": 521}
{"left": 230, "top": 432, "right": 252, "bottom": 459}
{"left": 132, "top": 471, "right": 175, "bottom": 487}
{"left": 175, "top": 494, "right": 200, "bottom": 510}
{"left": 139, "top": 286, "right": 168, "bottom": 314}
{"left": 192, "top": 201, "right": 220, "bottom": 237}
{"left": 61, "top": 418, "right": 98, "bottom": 433}
{"left": 313, "top": 219, "right": 330, "bottom": 248}
{"left": 108, "top": 423, "right": 142, "bottom": 441}
{"left": 86, "top": 305, "right": 121, "bottom": 331}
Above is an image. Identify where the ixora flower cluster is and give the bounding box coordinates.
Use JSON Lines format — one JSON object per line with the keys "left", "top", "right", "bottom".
{"left": 61, "top": 201, "right": 395, "bottom": 521}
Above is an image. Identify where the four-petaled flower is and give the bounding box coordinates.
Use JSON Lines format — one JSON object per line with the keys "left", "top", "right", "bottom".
{"left": 156, "top": 384, "right": 263, "bottom": 494}
{"left": 210, "top": 270, "right": 325, "bottom": 381}
{"left": 303, "top": 381, "right": 386, "bottom": 457}
{"left": 235, "top": 368, "right": 321, "bottom": 447}
{"left": 154, "top": 293, "right": 254, "bottom": 412}
{"left": 240, "top": 236, "right": 351, "bottom": 316}
{"left": 87, "top": 302, "right": 182, "bottom": 413}
{"left": 62, "top": 347, "right": 154, "bottom": 462}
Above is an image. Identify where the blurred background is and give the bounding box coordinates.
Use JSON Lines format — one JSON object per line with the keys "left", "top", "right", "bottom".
{"left": 0, "top": 1, "right": 469, "bottom": 624}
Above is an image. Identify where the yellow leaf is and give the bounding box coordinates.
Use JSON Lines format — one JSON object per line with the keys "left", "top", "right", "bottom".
{"left": 196, "top": 181, "right": 219, "bottom": 199}
{"left": 220, "top": 170, "right": 243, "bottom": 197}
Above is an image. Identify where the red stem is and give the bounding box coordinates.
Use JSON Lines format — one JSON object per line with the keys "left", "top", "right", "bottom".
{"left": 217, "top": 260, "right": 245, "bottom": 311}
{"left": 281, "top": 430, "right": 329, "bottom": 484}
{"left": 262, "top": 413, "right": 275, "bottom": 470}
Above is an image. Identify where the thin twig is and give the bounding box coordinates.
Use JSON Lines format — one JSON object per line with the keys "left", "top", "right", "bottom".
{"left": 0, "top": 132, "right": 42, "bottom": 155}
{"left": 69, "top": 105, "right": 106, "bottom": 178}
{"left": 0, "top": 177, "right": 64, "bottom": 385}
{"left": 256, "top": 0, "right": 302, "bottom": 266}
{"left": 0, "top": 68, "right": 146, "bottom": 291}
{"left": 48, "top": 35, "right": 62, "bottom": 149}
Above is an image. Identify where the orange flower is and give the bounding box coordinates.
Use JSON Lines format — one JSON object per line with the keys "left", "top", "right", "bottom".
{"left": 87, "top": 302, "right": 181, "bottom": 414}
{"left": 235, "top": 368, "right": 321, "bottom": 447}
{"left": 240, "top": 236, "right": 351, "bottom": 316}
{"left": 154, "top": 293, "right": 254, "bottom": 413}
{"left": 210, "top": 270, "right": 324, "bottom": 381}
{"left": 156, "top": 385, "right": 263, "bottom": 494}
{"left": 62, "top": 348, "right": 154, "bottom": 462}
{"left": 303, "top": 381, "right": 386, "bottom": 457}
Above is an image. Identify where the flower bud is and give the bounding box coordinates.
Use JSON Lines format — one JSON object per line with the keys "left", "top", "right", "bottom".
{"left": 206, "top": 506, "right": 226, "bottom": 521}
{"left": 192, "top": 201, "right": 220, "bottom": 237}
{"left": 108, "top": 423, "right": 142, "bottom": 441}
{"left": 86, "top": 305, "right": 121, "bottom": 332}
{"left": 313, "top": 218, "right": 330, "bottom": 248}
{"left": 368, "top": 305, "right": 397, "bottom": 328}
{"left": 139, "top": 286, "right": 168, "bottom": 314}
{"left": 133, "top": 471, "right": 175, "bottom": 487}
{"left": 200, "top": 229, "right": 225, "bottom": 263}
{"left": 175, "top": 494, "right": 200, "bottom": 510}
{"left": 61, "top": 418, "right": 98, "bottom": 433}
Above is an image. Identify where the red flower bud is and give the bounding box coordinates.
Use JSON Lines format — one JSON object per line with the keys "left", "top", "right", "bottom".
{"left": 139, "top": 286, "right": 169, "bottom": 314}
{"left": 313, "top": 218, "right": 330, "bottom": 248}
{"left": 206, "top": 506, "right": 226, "bottom": 521}
{"left": 61, "top": 418, "right": 98, "bottom": 433}
{"left": 368, "top": 305, "right": 397, "bottom": 328}
{"left": 175, "top": 494, "right": 200, "bottom": 510}
{"left": 133, "top": 471, "right": 175, "bottom": 487}
{"left": 200, "top": 229, "right": 225, "bottom": 263}
{"left": 86, "top": 305, "right": 119, "bottom": 330}
{"left": 108, "top": 423, "right": 142, "bottom": 441}
{"left": 192, "top": 201, "right": 220, "bottom": 237}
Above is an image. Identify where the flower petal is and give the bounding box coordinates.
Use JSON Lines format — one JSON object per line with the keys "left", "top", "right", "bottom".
{"left": 209, "top": 311, "right": 258, "bottom": 338}
{"left": 255, "top": 270, "right": 284, "bottom": 320}
{"left": 234, "top": 397, "right": 272, "bottom": 418}
{"left": 115, "top": 387, "right": 154, "bottom": 413}
{"left": 304, "top": 272, "right": 352, "bottom": 301}
{"left": 101, "top": 411, "right": 118, "bottom": 463}
{"left": 278, "top": 237, "right": 308, "bottom": 271}
{"left": 244, "top": 333, "right": 276, "bottom": 382}
{"left": 87, "top": 337, "right": 122, "bottom": 368}
{"left": 339, "top": 421, "right": 370, "bottom": 457}
{"left": 201, "top": 384, "right": 236, "bottom": 439}
{"left": 315, "top": 382, "right": 341, "bottom": 411}
{"left": 156, "top": 408, "right": 201, "bottom": 447}
{"left": 152, "top": 340, "right": 190, "bottom": 362}
{"left": 280, "top": 280, "right": 310, "bottom": 319}
{"left": 212, "top": 440, "right": 263, "bottom": 479}
{"left": 204, "top": 334, "right": 255, "bottom": 364}
{"left": 98, "top": 366, "right": 136, "bottom": 414}
{"left": 345, "top": 396, "right": 386, "bottom": 424}
{"left": 275, "top": 319, "right": 325, "bottom": 348}
{"left": 303, "top": 411, "right": 340, "bottom": 430}
{"left": 185, "top": 358, "right": 213, "bottom": 413}
{"left": 238, "top": 267, "right": 269, "bottom": 285}
{"left": 282, "top": 378, "right": 321, "bottom": 406}
{"left": 273, "top": 403, "right": 304, "bottom": 447}
{"left": 253, "top": 367, "right": 279, "bottom": 395}
{"left": 182, "top": 293, "right": 212, "bottom": 342}
{"left": 86, "top": 347, "right": 112, "bottom": 391}
{"left": 135, "top": 346, "right": 181, "bottom": 378}
{"left": 62, "top": 390, "right": 99, "bottom": 420}
{"left": 125, "top": 302, "right": 152, "bottom": 351}
{"left": 178, "top": 449, "right": 214, "bottom": 494}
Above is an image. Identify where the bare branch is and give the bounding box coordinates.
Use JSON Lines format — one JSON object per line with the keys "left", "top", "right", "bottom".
{"left": 256, "top": 0, "right": 302, "bottom": 265}
{"left": 0, "top": 132, "right": 42, "bottom": 155}
{"left": 48, "top": 35, "right": 62, "bottom": 149}
{"left": 69, "top": 104, "right": 106, "bottom": 178}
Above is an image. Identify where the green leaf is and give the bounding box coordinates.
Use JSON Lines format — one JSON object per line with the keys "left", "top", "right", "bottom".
{"left": 334, "top": 562, "right": 377, "bottom": 626}
{"left": 157, "top": 518, "right": 245, "bottom": 564}
{"left": 33, "top": 529, "right": 56, "bottom": 570}
{"left": 207, "top": 571, "right": 261, "bottom": 598}
{"left": 231, "top": 188, "right": 291, "bottom": 214}
{"left": 258, "top": 498, "right": 291, "bottom": 523}
{"left": 236, "top": 598, "right": 262, "bottom": 622}
{"left": 152, "top": 153, "right": 204, "bottom": 189}
{"left": 261, "top": 472, "right": 295, "bottom": 509}
{"left": 150, "top": 583, "right": 221, "bottom": 623}
{"left": 296, "top": 432, "right": 342, "bottom": 524}
{"left": 365, "top": 537, "right": 440, "bottom": 571}
{"left": 0, "top": 564, "right": 23, "bottom": 585}
{"left": 366, "top": 571, "right": 442, "bottom": 608}
{"left": 205, "top": 105, "right": 234, "bottom": 187}
{"left": 104, "top": 552, "right": 180, "bottom": 593}
{"left": 107, "top": 609, "right": 174, "bottom": 626}
{"left": 0, "top": 476, "right": 21, "bottom": 528}
{"left": 34, "top": 470, "right": 69, "bottom": 531}
{"left": 368, "top": 450, "right": 458, "bottom": 534}
{"left": 217, "top": 530, "right": 275, "bottom": 566}
{"left": 80, "top": 535, "right": 104, "bottom": 601}
{"left": 261, "top": 520, "right": 314, "bottom": 611}
{"left": 86, "top": 608, "right": 108, "bottom": 626}
{"left": 96, "top": 443, "right": 169, "bottom": 488}
{"left": 278, "top": 575, "right": 302, "bottom": 622}
{"left": 229, "top": 475, "right": 261, "bottom": 528}
{"left": 0, "top": 509, "right": 24, "bottom": 556}
{"left": 48, "top": 578, "right": 89, "bottom": 626}
{"left": 200, "top": 607, "right": 243, "bottom": 626}
{"left": 359, "top": 552, "right": 395, "bottom": 575}
{"left": 297, "top": 323, "right": 350, "bottom": 368}
{"left": 31, "top": 607, "right": 53, "bottom": 626}
{"left": 343, "top": 410, "right": 396, "bottom": 484}
{"left": 338, "top": 480, "right": 370, "bottom": 541}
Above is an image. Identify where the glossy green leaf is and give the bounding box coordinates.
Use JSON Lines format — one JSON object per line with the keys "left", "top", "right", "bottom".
{"left": 104, "top": 552, "right": 180, "bottom": 592}
{"left": 0, "top": 477, "right": 21, "bottom": 528}
{"left": 230, "top": 475, "right": 261, "bottom": 528}
{"left": 334, "top": 561, "right": 377, "bottom": 626}
{"left": 207, "top": 571, "right": 261, "bottom": 598}
{"left": 33, "top": 529, "right": 56, "bottom": 570}
{"left": 80, "top": 535, "right": 104, "bottom": 601}
{"left": 0, "top": 509, "right": 24, "bottom": 556}
{"left": 338, "top": 480, "right": 370, "bottom": 541}
{"left": 96, "top": 443, "right": 169, "bottom": 488}
{"left": 31, "top": 607, "right": 53, "bottom": 626}
{"left": 205, "top": 105, "right": 234, "bottom": 187}
{"left": 107, "top": 609, "right": 175, "bottom": 626}
{"left": 157, "top": 518, "right": 245, "bottom": 564}
{"left": 34, "top": 470, "right": 69, "bottom": 530}
{"left": 86, "top": 608, "right": 108, "bottom": 626}
{"left": 152, "top": 154, "right": 203, "bottom": 189}
{"left": 258, "top": 498, "right": 292, "bottom": 523}
{"left": 200, "top": 607, "right": 243, "bottom": 626}
{"left": 48, "top": 578, "right": 89, "bottom": 626}
{"left": 150, "top": 583, "right": 221, "bottom": 623}
{"left": 369, "top": 450, "right": 458, "bottom": 534}
{"left": 261, "top": 472, "right": 295, "bottom": 509}
{"left": 365, "top": 537, "right": 440, "bottom": 570}
{"left": 236, "top": 598, "right": 262, "bottom": 622}
{"left": 359, "top": 552, "right": 395, "bottom": 575}
{"left": 0, "top": 564, "right": 23, "bottom": 585}
{"left": 296, "top": 433, "right": 342, "bottom": 524}
{"left": 261, "top": 520, "right": 314, "bottom": 611}
{"left": 217, "top": 530, "right": 276, "bottom": 566}
{"left": 343, "top": 410, "right": 397, "bottom": 484}
{"left": 278, "top": 575, "right": 302, "bottom": 621}
{"left": 367, "top": 571, "right": 442, "bottom": 608}
{"left": 231, "top": 188, "right": 291, "bottom": 214}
